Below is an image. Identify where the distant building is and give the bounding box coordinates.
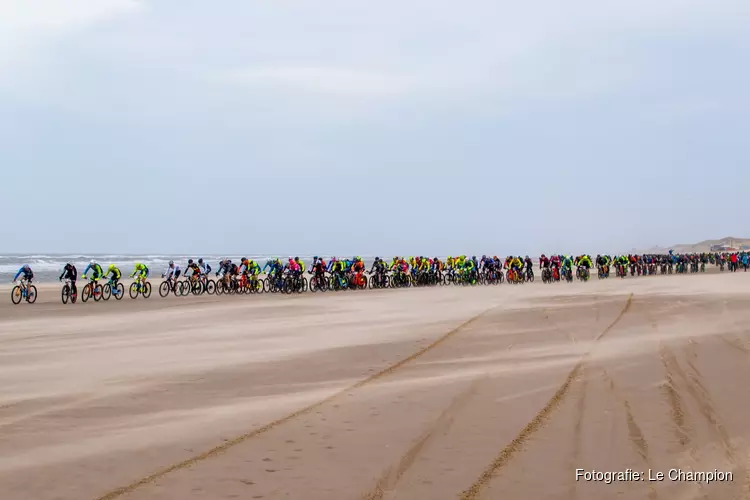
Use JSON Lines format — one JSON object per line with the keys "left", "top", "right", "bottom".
{"left": 711, "top": 245, "right": 738, "bottom": 252}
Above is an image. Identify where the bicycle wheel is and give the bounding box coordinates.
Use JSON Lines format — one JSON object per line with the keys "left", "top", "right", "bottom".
{"left": 159, "top": 281, "right": 170, "bottom": 297}
{"left": 26, "top": 285, "right": 37, "bottom": 304}
{"left": 11, "top": 286, "right": 22, "bottom": 305}
{"left": 102, "top": 284, "right": 112, "bottom": 301}
{"left": 82, "top": 284, "right": 91, "bottom": 302}
{"left": 61, "top": 285, "right": 70, "bottom": 304}
{"left": 129, "top": 282, "right": 139, "bottom": 299}
{"left": 143, "top": 282, "right": 152, "bottom": 298}
{"left": 93, "top": 284, "right": 102, "bottom": 302}
{"left": 115, "top": 283, "right": 124, "bottom": 300}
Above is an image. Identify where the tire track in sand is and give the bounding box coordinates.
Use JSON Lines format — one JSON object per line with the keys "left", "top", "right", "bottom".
{"left": 659, "top": 342, "right": 735, "bottom": 461}
{"left": 95, "top": 305, "right": 501, "bottom": 500}
{"left": 566, "top": 366, "right": 588, "bottom": 500}
{"left": 601, "top": 370, "right": 659, "bottom": 500}
{"left": 459, "top": 293, "right": 633, "bottom": 500}
{"left": 361, "top": 378, "right": 482, "bottom": 500}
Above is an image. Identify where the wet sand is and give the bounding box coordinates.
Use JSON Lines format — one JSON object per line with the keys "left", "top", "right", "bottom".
{"left": 2, "top": 273, "right": 750, "bottom": 499}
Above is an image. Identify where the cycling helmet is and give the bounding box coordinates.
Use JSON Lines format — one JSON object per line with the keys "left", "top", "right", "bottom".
{"left": 169, "top": 260, "right": 174, "bottom": 266}
{"left": 472, "top": 256, "right": 476, "bottom": 260}
{"left": 294, "top": 256, "right": 299, "bottom": 261}
{"left": 188, "top": 259, "right": 194, "bottom": 265}
{"left": 313, "top": 256, "right": 318, "bottom": 261}
{"left": 108, "top": 264, "right": 115, "bottom": 271}
{"left": 90, "top": 259, "right": 96, "bottom": 265}
{"left": 241, "top": 257, "right": 247, "bottom": 262}
{"left": 198, "top": 258, "right": 203, "bottom": 264}
{"left": 227, "top": 259, "right": 232, "bottom": 264}
{"left": 66, "top": 262, "right": 73, "bottom": 267}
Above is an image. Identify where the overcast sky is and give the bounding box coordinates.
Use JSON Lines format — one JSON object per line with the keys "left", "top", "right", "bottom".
{"left": 1, "top": 0, "right": 748, "bottom": 256}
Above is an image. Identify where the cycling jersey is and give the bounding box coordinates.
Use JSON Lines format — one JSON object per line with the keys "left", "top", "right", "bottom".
{"left": 247, "top": 261, "right": 261, "bottom": 275}
{"left": 106, "top": 267, "right": 122, "bottom": 280}
{"left": 59, "top": 265, "right": 78, "bottom": 281}
{"left": 164, "top": 265, "right": 181, "bottom": 278}
{"left": 83, "top": 263, "right": 103, "bottom": 278}
{"left": 131, "top": 263, "right": 149, "bottom": 277}
{"left": 14, "top": 266, "right": 34, "bottom": 281}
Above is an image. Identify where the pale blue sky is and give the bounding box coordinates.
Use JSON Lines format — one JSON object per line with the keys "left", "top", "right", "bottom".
{"left": 1, "top": 0, "right": 748, "bottom": 256}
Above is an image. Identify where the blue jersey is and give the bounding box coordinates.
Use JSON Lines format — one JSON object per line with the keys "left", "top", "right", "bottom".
{"left": 14, "top": 267, "right": 33, "bottom": 281}
{"left": 83, "top": 263, "right": 103, "bottom": 277}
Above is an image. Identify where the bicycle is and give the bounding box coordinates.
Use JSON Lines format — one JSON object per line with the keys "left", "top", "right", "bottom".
{"left": 159, "top": 276, "right": 182, "bottom": 297}
{"left": 541, "top": 267, "right": 552, "bottom": 283}
{"left": 81, "top": 277, "right": 103, "bottom": 303}
{"left": 11, "top": 278, "right": 37, "bottom": 304}
{"left": 129, "top": 277, "right": 152, "bottom": 299}
{"left": 61, "top": 278, "right": 78, "bottom": 304}
{"left": 102, "top": 278, "right": 125, "bottom": 300}
{"left": 576, "top": 266, "right": 590, "bottom": 282}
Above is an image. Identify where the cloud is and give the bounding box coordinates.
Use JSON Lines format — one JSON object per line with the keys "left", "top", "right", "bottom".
{"left": 221, "top": 65, "right": 417, "bottom": 97}
{"left": 0, "top": 0, "right": 143, "bottom": 71}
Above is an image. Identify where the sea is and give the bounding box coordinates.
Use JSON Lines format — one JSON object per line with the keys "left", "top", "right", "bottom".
{"left": 0, "top": 254, "right": 378, "bottom": 282}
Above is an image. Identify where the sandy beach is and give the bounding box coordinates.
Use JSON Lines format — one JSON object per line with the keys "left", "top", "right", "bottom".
{"left": 2, "top": 273, "right": 750, "bottom": 499}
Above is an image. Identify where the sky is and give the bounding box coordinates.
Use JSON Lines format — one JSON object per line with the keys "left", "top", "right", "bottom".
{"left": 1, "top": 0, "right": 748, "bottom": 256}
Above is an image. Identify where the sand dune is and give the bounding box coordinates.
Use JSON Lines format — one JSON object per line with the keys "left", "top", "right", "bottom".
{"left": 2, "top": 273, "right": 750, "bottom": 499}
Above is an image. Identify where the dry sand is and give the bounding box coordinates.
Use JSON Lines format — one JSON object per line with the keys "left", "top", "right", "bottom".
{"left": 1, "top": 273, "right": 750, "bottom": 499}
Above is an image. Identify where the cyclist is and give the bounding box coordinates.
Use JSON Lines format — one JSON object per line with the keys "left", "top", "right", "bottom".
{"left": 351, "top": 256, "right": 366, "bottom": 286}
{"left": 163, "top": 260, "right": 181, "bottom": 290}
{"left": 561, "top": 255, "right": 574, "bottom": 280}
{"left": 287, "top": 257, "right": 301, "bottom": 276}
{"left": 596, "top": 254, "right": 610, "bottom": 276}
{"left": 524, "top": 256, "right": 533, "bottom": 276}
{"left": 130, "top": 262, "right": 150, "bottom": 288}
{"left": 463, "top": 256, "right": 476, "bottom": 281}
{"left": 576, "top": 254, "right": 593, "bottom": 279}
{"left": 82, "top": 259, "right": 103, "bottom": 283}
{"left": 539, "top": 254, "right": 550, "bottom": 270}
{"left": 310, "top": 256, "right": 327, "bottom": 285}
{"left": 186, "top": 259, "right": 201, "bottom": 276}
{"left": 507, "top": 255, "right": 523, "bottom": 281}
{"left": 13, "top": 264, "right": 34, "bottom": 284}
{"left": 58, "top": 262, "right": 78, "bottom": 296}
{"left": 291, "top": 257, "right": 303, "bottom": 272}
{"left": 197, "top": 258, "right": 211, "bottom": 275}
{"left": 331, "top": 257, "right": 347, "bottom": 287}
{"left": 104, "top": 264, "right": 122, "bottom": 296}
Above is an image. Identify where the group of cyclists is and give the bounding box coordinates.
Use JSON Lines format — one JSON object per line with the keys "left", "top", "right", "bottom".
{"left": 9, "top": 250, "right": 750, "bottom": 303}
